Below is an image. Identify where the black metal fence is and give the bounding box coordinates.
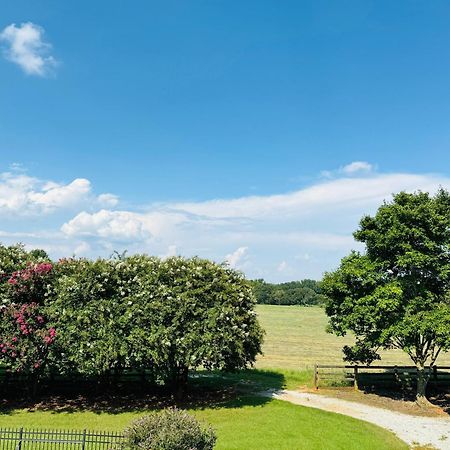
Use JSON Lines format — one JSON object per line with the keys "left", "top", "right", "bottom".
{"left": 0, "top": 428, "right": 124, "bottom": 449}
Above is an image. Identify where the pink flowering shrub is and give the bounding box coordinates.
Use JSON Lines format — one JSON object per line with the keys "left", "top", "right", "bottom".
{"left": 0, "top": 260, "right": 56, "bottom": 379}
{"left": 6, "top": 262, "right": 53, "bottom": 304}
{"left": 0, "top": 302, "right": 56, "bottom": 374}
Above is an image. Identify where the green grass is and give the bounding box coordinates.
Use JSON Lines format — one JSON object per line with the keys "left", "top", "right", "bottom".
{"left": 255, "top": 305, "right": 450, "bottom": 369}
{"left": 0, "top": 397, "right": 406, "bottom": 450}
{"left": 192, "top": 368, "right": 313, "bottom": 392}
{"left": 4, "top": 304, "right": 435, "bottom": 449}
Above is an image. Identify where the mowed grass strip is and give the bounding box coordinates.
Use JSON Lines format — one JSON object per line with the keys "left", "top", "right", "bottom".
{"left": 255, "top": 305, "right": 450, "bottom": 369}
{"left": 0, "top": 397, "right": 406, "bottom": 450}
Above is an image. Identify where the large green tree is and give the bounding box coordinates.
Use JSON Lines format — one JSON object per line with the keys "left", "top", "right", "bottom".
{"left": 323, "top": 190, "right": 450, "bottom": 405}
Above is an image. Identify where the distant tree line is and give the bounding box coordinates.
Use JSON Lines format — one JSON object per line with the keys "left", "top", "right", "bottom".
{"left": 250, "top": 279, "right": 325, "bottom": 306}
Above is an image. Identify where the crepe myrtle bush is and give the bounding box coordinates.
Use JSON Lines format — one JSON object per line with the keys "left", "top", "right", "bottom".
{"left": 122, "top": 409, "right": 216, "bottom": 450}
{"left": 0, "top": 245, "right": 56, "bottom": 392}
{"left": 0, "top": 243, "right": 51, "bottom": 304}
{"left": 0, "top": 303, "right": 56, "bottom": 374}
{"left": 49, "top": 256, "right": 130, "bottom": 377}
{"left": 50, "top": 254, "right": 264, "bottom": 390}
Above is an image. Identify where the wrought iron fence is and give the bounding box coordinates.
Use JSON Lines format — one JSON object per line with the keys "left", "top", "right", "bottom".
{"left": 0, "top": 428, "right": 124, "bottom": 449}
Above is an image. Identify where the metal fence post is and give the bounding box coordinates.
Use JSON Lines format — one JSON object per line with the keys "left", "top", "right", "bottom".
{"left": 15, "top": 427, "right": 23, "bottom": 450}
{"left": 314, "top": 364, "right": 318, "bottom": 389}
{"left": 82, "top": 429, "right": 87, "bottom": 450}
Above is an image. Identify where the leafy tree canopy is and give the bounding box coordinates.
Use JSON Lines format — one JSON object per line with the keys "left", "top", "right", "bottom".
{"left": 323, "top": 190, "right": 450, "bottom": 403}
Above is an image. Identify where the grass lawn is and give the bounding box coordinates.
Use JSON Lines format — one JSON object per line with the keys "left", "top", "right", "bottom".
{"left": 0, "top": 396, "right": 406, "bottom": 450}
{"left": 4, "top": 304, "right": 441, "bottom": 449}
{"left": 255, "top": 305, "right": 450, "bottom": 369}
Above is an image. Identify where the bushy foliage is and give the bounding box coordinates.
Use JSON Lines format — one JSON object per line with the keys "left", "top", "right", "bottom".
{"left": 50, "top": 257, "right": 131, "bottom": 376}
{"left": 0, "top": 302, "right": 56, "bottom": 374}
{"left": 0, "top": 245, "right": 56, "bottom": 385}
{"left": 250, "top": 279, "right": 325, "bottom": 305}
{"left": 122, "top": 409, "right": 216, "bottom": 450}
{"left": 7, "top": 252, "right": 264, "bottom": 390}
{"left": 0, "top": 243, "right": 263, "bottom": 392}
{"left": 0, "top": 244, "right": 50, "bottom": 304}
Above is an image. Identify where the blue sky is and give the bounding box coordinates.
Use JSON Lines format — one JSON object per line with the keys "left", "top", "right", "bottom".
{"left": 1, "top": 0, "right": 450, "bottom": 281}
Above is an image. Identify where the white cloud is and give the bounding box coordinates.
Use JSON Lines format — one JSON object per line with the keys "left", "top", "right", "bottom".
{"left": 56, "top": 170, "right": 450, "bottom": 281}
{"left": 62, "top": 210, "right": 150, "bottom": 240}
{"left": 0, "top": 172, "right": 118, "bottom": 216}
{"left": 225, "top": 246, "right": 248, "bottom": 268}
{"left": 61, "top": 209, "right": 186, "bottom": 241}
{"left": 341, "top": 161, "right": 373, "bottom": 175}
{"left": 74, "top": 241, "right": 91, "bottom": 256}
{"left": 170, "top": 173, "right": 447, "bottom": 220}
{"left": 29, "top": 178, "right": 91, "bottom": 210}
{"left": 0, "top": 22, "right": 57, "bottom": 76}
{"left": 97, "top": 193, "right": 119, "bottom": 207}
{"left": 4, "top": 166, "right": 450, "bottom": 282}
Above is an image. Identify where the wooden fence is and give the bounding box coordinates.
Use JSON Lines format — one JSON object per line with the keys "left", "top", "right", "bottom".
{"left": 313, "top": 364, "right": 450, "bottom": 390}
{"left": 0, "top": 428, "right": 124, "bottom": 449}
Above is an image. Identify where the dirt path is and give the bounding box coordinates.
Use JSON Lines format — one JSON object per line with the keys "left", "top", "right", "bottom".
{"left": 260, "top": 389, "right": 450, "bottom": 449}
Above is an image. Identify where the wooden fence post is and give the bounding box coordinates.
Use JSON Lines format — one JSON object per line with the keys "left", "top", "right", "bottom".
{"left": 314, "top": 364, "right": 318, "bottom": 390}
{"left": 353, "top": 366, "right": 359, "bottom": 391}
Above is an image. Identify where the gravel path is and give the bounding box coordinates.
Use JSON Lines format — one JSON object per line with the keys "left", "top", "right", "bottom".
{"left": 260, "top": 389, "right": 450, "bottom": 449}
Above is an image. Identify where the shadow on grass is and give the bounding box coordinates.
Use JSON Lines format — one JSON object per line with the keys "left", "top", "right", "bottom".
{"left": 0, "top": 369, "right": 284, "bottom": 416}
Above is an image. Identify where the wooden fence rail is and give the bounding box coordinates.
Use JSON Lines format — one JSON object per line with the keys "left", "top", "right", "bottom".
{"left": 313, "top": 364, "right": 450, "bottom": 390}
{"left": 0, "top": 428, "right": 124, "bottom": 450}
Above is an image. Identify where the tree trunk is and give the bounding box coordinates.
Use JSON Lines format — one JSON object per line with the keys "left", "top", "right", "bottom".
{"left": 27, "top": 372, "right": 39, "bottom": 399}
{"left": 416, "top": 365, "right": 432, "bottom": 407}
{"left": 170, "top": 365, "right": 189, "bottom": 400}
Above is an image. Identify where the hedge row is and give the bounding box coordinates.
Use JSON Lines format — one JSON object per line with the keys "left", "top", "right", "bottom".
{"left": 0, "top": 244, "right": 263, "bottom": 391}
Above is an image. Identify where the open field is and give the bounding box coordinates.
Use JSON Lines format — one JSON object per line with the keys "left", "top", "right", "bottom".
{"left": 0, "top": 396, "right": 406, "bottom": 450}
{"left": 255, "top": 305, "right": 450, "bottom": 370}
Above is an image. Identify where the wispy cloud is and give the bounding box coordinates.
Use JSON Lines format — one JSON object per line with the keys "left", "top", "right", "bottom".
{"left": 341, "top": 161, "right": 373, "bottom": 175}
{"left": 321, "top": 160, "right": 374, "bottom": 178}
{"left": 225, "top": 246, "right": 248, "bottom": 268}
{"left": 0, "top": 22, "right": 57, "bottom": 76}
{"left": 2, "top": 166, "right": 450, "bottom": 282}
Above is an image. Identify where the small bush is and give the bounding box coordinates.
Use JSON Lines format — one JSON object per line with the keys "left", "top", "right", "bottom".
{"left": 122, "top": 408, "right": 217, "bottom": 450}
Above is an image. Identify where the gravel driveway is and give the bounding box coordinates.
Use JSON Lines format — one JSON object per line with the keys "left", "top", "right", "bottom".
{"left": 261, "top": 389, "right": 450, "bottom": 449}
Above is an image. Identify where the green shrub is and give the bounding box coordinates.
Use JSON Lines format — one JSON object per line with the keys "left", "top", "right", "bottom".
{"left": 1, "top": 247, "right": 264, "bottom": 393}
{"left": 122, "top": 409, "right": 216, "bottom": 450}
{"left": 51, "top": 255, "right": 263, "bottom": 390}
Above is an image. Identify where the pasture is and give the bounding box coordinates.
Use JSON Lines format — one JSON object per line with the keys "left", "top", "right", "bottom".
{"left": 255, "top": 305, "right": 450, "bottom": 370}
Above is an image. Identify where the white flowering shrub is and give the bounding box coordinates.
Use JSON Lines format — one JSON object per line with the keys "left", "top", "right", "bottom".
{"left": 122, "top": 409, "right": 216, "bottom": 450}
{"left": 48, "top": 254, "right": 263, "bottom": 390}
